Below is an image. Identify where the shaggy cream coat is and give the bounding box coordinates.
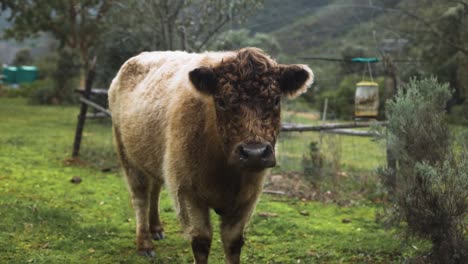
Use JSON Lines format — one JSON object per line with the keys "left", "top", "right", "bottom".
{"left": 109, "top": 49, "right": 313, "bottom": 264}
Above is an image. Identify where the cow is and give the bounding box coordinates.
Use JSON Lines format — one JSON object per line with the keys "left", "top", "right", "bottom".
{"left": 108, "top": 47, "right": 313, "bottom": 264}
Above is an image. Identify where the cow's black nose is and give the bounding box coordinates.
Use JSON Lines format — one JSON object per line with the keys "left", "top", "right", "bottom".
{"left": 239, "top": 144, "right": 269, "bottom": 160}
{"left": 236, "top": 143, "right": 276, "bottom": 169}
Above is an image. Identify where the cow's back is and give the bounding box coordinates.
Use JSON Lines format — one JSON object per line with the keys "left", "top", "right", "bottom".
{"left": 108, "top": 51, "right": 232, "bottom": 177}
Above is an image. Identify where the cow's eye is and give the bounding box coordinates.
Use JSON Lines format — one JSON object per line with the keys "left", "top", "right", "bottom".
{"left": 216, "top": 98, "right": 227, "bottom": 111}
{"left": 274, "top": 96, "right": 281, "bottom": 108}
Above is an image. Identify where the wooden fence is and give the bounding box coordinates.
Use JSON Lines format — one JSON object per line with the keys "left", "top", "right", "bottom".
{"left": 72, "top": 84, "right": 385, "bottom": 157}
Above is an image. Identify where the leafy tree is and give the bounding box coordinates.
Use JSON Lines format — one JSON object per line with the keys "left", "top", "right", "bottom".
{"left": 105, "top": 0, "right": 262, "bottom": 52}
{"left": 376, "top": 0, "right": 468, "bottom": 105}
{"left": 95, "top": 0, "right": 263, "bottom": 86}
{"left": 12, "top": 48, "right": 32, "bottom": 66}
{"left": 1, "top": 0, "right": 115, "bottom": 72}
{"left": 417, "top": 1, "right": 468, "bottom": 105}
{"left": 211, "top": 29, "right": 281, "bottom": 56}
{"left": 339, "top": 45, "right": 366, "bottom": 75}
{"left": 53, "top": 49, "right": 81, "bottom": 101}
{"left": 28, "top": 49, "right": 81, "bottom": 105}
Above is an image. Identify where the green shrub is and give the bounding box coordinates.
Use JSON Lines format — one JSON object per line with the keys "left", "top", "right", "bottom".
{"left": 34, "top": 53, "right": 59, "bottom": 80}
{"left": 302, "top": 141, "right": 324, "bottom": 182}
{"left": 28, "top": 49, "right": 80, "bottom": 105}
{"left": 383, "top": 77, "right": 467, "bottom": 264}
{"left": 28, "top": 83, "right": 59, "bottom": 105}
{"left": 386, "top": 77, "right": 451, "bottom": 165}
{"left": 402, "top": 158, "right": 468, "bottom": 264}
{"left": 12, "top": 48, "right": 33, "bottom": 66}
{"left": 3, "top": 49, "right": 80, "bottom": 105}
{"left": 302, "top": 135, "right": 342, "bottom": 185}
{"left": 2, "top": 78, "right": 78, "bottom": 106}
{"left": 1, "top": 79, "right": 52, "bottom": 99}
{"left": 447, "top": 102, "right": 468, "bottom": 125}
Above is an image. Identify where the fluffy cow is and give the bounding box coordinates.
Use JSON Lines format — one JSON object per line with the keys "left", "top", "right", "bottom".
{"left": 108, "top": 48, "right": 313, "bottom": 264}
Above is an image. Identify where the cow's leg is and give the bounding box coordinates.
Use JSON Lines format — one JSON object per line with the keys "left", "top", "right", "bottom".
{"left": 220, "top": 202, "right": 256, "bottom": 264}
{"left": 126, "top": 171, "right": 155, "bottom": 257}
{"left": 113, "top": 126, "right": 155, "bottom": 257}
{"left": 149, "top": 179, "right": 165, "bottom": 240}
{"left": 178, "top": 193, "right": 212, "bottom": 264}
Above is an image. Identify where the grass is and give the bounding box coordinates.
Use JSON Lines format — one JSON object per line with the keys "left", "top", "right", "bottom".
{"left": 0, "top": 98, "right": 429, "bottom": 263}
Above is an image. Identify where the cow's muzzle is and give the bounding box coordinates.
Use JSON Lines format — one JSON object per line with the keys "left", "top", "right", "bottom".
{"left": 231, "top": 143, "right": 276, "bottom": 170}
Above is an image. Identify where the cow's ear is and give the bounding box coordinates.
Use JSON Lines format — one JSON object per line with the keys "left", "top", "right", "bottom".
{"left": 278, "top": 64, "right": 314, "bottom": 98}
{"left": 189, "top": 67, "right": 217, "bottom": 95}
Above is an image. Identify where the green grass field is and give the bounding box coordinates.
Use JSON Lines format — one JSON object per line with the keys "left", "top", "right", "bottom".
{"left": 0, "top": 98, "right": 429, "bottom": 263}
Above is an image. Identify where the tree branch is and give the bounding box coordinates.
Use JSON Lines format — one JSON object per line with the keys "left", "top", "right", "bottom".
{"left": 195, "top": 16, "right": 230, "bottom": 51}
{"left": 168, "top": 0, "right": 185, "bottom": 21}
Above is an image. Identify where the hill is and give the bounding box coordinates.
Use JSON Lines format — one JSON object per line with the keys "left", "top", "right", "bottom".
{"left": 245, "top": 0, "right": 407, "bottom": 58}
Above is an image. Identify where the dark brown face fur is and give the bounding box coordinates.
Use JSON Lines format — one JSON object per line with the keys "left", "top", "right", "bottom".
{"left": 189, "top": 48, "right": 312, "bottom": 171}
{"left": 212, "top": 50, "right": 281, "bottom": 169}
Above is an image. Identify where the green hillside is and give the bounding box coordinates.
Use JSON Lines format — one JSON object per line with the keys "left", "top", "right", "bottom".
{"left": 247, "top": 0, "right": 430, "bottom": 57}
{"left": 239, "top": 0, "right": 468, "bottom": 120}
{"left": 248, "top": 0, "right": 447, "bottom": 61}
{"left": 245, "top": 0, "right": 330, "bottom": 33}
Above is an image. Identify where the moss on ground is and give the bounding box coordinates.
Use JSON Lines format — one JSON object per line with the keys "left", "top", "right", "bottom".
{"left": 0, "top": 98, "right": 429, "bottom": 263}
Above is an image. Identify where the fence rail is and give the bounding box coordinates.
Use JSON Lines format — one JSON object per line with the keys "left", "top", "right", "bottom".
{"left": 72, "top": 85, "right": 387, "bottom": 162}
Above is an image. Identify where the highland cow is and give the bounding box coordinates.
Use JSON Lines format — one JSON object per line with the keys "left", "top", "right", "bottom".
{"left": 108, "top": 48, "right": 313, "bottom": 264}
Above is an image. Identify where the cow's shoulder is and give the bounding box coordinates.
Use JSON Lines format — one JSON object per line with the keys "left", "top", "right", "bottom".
{"left": 110, "top": 51, "right": 237, "bottom": 101}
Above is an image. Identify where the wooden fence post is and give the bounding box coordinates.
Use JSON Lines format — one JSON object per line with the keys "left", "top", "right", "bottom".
{"left": 72, "top": 57, "right": 97, "bottom": 158}
{"left": 383, "top": 55, "right": 398, "bottom": 193}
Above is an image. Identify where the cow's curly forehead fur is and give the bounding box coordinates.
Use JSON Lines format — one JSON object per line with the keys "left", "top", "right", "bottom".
{"left": 211, "top": 48, "right": 282, "bottom": 149}
{"left": 213, "top": 48, "right": 280, "bottom": 98}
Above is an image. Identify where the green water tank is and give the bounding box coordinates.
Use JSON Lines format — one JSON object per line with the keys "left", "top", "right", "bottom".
{"left": 17, "top": 66, "right": 38, "bottom": 83}
{"left": 2, "top": 66, "right": 18, "bottom": 84}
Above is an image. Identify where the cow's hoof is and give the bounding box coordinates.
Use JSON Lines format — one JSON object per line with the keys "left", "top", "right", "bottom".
{"left": 152, "top": 230, "right": 165, "bottom": 240}
{"left": 138, "top": 249, "right": 156, "bottom": 258}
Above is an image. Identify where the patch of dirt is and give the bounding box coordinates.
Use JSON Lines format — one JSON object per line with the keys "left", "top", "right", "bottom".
{"left": 263, "top": 172, "right": 376, "bottom": 206}
{"left": 264, "top": 172, "right": 336, "bottom": 202}
{"left": 63, "top": 157, "right": 89, "bottom": 167}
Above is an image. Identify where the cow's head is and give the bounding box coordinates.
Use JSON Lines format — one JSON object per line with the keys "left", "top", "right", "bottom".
{"left": 189, "top": 48, "right": 313, "bottom": 171}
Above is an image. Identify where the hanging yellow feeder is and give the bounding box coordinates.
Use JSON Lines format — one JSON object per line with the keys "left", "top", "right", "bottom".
{"left": 355, "top": 81, "right": 379, "bottom": 118}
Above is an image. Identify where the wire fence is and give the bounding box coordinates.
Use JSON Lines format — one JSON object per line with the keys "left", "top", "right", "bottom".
{"left": 78, "top": 109, "right": 387, "bottom": 178}
{"left": 274, "top": 111, "right": 387, "bottom": 177}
